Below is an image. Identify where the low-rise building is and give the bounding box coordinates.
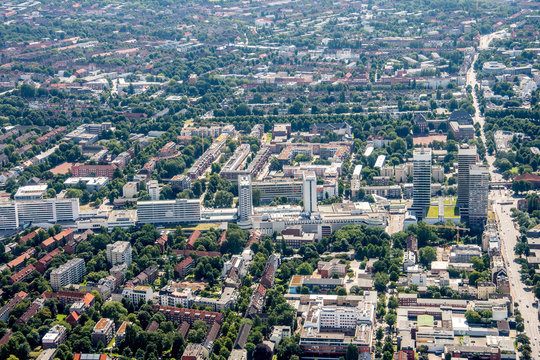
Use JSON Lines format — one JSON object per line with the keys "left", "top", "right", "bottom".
{"left": 181, "top": 343, "right": 209, "bottom": 360}
{"left": 91, "top": 318, "right": 115, "bottom": 346}
{"left": 193, "top": 287, "right": 238, "bottom": 312}
{"left": 318, "top": 259, "right": 347, "bottom": 278}
{"left": 42, "top": 325, "right": 67, "bottom": 349}
{"left": 122, "top": 286, "right": 154, "bottom": 305}
{"left": 159, "top": 286, "right": 194, "bottom": 308}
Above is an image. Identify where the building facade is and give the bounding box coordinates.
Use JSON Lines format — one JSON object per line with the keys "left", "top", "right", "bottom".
{"left": 50, "top": 258, "right": 86, "bottom": 291}
{"left": 457, "top": 145, "right": 478, "bottom": 213}
{"left": 468, "top": 164, "right": 489, "bottom": 229}
{"left": 106, "top": 241, "right": 132, "bottom": 267}
{"left": 411, "top": 148, "right": 432, "bottom": 219}
{"left": 237, "top": 174, "right": 253, "bottom": 224}
{"left": 303, "top": 171, "right": 318, "bottom": 214}
{"left": 137, "top": 199, "right": 201, "bottom": 224}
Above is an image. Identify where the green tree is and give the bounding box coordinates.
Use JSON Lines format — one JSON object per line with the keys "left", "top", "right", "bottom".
{"left": 465, "top": 310, "right": 481, "bottom": 323}
{"left": 289, "top": 101, "right": 304, "bottom": 115}
{"left": 345, "top": 344, "right": 359, "bottom": 360}
{"left": 384, "top": 313, "right": 397, "bottom": 327}
{"left": 419, "top": 246, "right": 437, "bottom": 266}
{"left": 101, "top": 301, "right": 128, "bottom": 324}
{"left": 297, "top": 262, "right": 313, "bottom": 275}
{"left": 513, "top": 180, "right": 532, "bottom": 194}
{"left": 336, "top": 286, "right": 347, "bottom": 296}
{"left": 214, "top": 191, "right": 233, "bottom": 208}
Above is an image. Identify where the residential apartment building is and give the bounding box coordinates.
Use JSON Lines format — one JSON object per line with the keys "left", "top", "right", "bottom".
{"left": 151, "top": 305, "right": 224, "bottom": 326}
{"left": 193, "top": 287, "right": 238, "bottom": 312}
{"left": 71, "top": 163, "right": 117, "bottom": 179}
{"left": 92, "top": 318, "right": 115, "bottom": 346}
{"left": 42, "top": 325, "right": 67, "bottom": 349}
{"left": 0, "top": 291, "right": 28, "bottom": 322}
{"left": 106, "top": 241, "right": 132, "bottom": 266}
{"left": 159, "top": 286, "right": 194, "bottom": 308}
{"left": 122, "top": 286, "right": 154, "bottom": 305}
{"left": 50, "top": 258, "right": 86, "bottom": 291}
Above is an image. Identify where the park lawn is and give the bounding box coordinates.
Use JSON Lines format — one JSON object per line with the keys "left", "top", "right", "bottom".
{"left": 56, "top": 314, "right": 66, "bottom": 321}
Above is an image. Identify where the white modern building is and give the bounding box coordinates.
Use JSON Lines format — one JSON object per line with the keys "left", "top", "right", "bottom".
{"left": 303, "top": 171, "right": 318, "bottom": 214}
{"left": 106, "top": 241, "right": 132, "bottom": 266}
{"left": 42, "top": 325, "right": 67, "bottom": 349}
{"left": 147, "top": 180, "right": 160, "bottom": 201}
{"left": 122, "top": 286, "right": 154, "bottom": 305}
{"left": 137, "top": 199, "right": 201, "bottom": 224}
{"left": 0, "top": 203, "right": 18, "bottom": 230}
{"left": 0, "top": 197, "right": 81, "bottom": 229}
{"left": 50, "top": 258, "right": 86, "bottom": 291}
{"left": 238, "top": 174, "right": 253, "bottom": 226}
{"left": 107, "top": 210, "right": 137, "bottom": 230}
{"left": 15, "top": 185, "right": 48, "bottom": 200}
{"left": 159, "top": 286, "right": 194, "bottom": 308}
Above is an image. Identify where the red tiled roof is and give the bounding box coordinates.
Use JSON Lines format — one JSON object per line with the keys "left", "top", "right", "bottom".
{"left": 515, "top": 173, "right": 540, "bottom": 183}
{"left": 19, "top": 228, "right": 42, "bottom": 245}
{"left": 186, "top": 230, "right": 201, "bottom": 249}
{"left": 217, "top": 230, "right": 227, "bottom": 247}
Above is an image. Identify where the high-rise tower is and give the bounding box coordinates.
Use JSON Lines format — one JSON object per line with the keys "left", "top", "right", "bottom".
{"left": 411, "top": 148, "right": 432, "bottom": 220}
{"left": 468, "top": 164, "right": 489, "bottom": 229}
{"left": 303, "top": 171, "right": 318, "bottom": 214}
{"left": 457, "top": 145, "right": 478, "bottom": 213}
{"left": 238, "top": 174, "right": 253, "bottom": 224}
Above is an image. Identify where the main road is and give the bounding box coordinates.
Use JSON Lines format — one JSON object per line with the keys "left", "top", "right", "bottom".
{"left": 469, "top": 29, "right": 540, "bottom": 356}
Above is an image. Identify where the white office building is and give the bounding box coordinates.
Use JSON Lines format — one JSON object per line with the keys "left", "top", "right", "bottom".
{"left": 238, "top": 174, "right": 253, "bottom": 224}
{"left": 0, "top": 203, "right": 18, "bottom": 230}
{"left": 137, "top": 199, "right": 201, "bottom": 224}
{"left": 106, "top": 241, "right": 132, "bottom": 266}
{"left": 50, "top": 258, "right": 85, "bottom": 291}
{"left": 303, "top": 171, "right": 318, "bottom": 214}
{"left": 0, "top": 197, "right": 80, "bottom": 230}
{"left": 15, "top": 185, "right": 48, "bottom": 200}
{"left": 316, "top": 304, "right": 374, "bottom": 331}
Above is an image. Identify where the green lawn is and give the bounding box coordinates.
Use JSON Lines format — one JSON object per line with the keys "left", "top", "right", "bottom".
{"left": 427, "top": 206, "right": 438, "bottom": 218}
{"left": 444, "top": 206, "right": 460, "bottom": 218}
{"left": 444, "top": 197, "right": 457, "bottom": 205}
{"left": 56, "top": 314, "right": 66, "bottom": 321}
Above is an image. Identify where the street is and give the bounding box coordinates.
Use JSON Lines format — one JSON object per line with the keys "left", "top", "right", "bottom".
{"left": 468, "top": 28, "right": 540, "bottom": 356}
{"left": 493, "top": 197, "right": 540, "bottom": 356}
